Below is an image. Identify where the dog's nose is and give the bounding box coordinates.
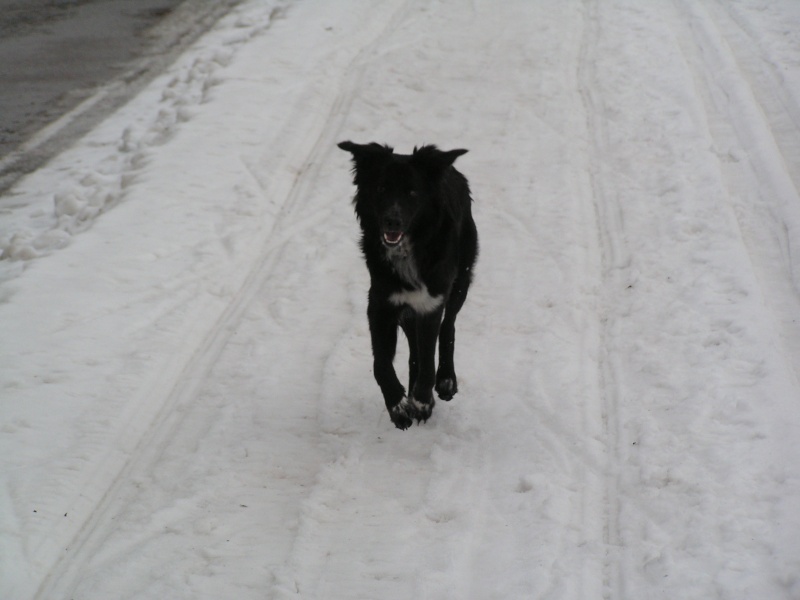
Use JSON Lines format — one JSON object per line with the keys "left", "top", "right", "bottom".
{"left": 382, "top": 209, "right": 404, "bottom": 232}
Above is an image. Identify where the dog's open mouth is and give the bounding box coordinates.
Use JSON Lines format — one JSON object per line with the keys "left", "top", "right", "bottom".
{"left": 382, "top": 231, "right": 404, "bottom": 246}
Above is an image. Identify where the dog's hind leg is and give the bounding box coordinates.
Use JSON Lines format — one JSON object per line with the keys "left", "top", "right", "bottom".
{"left": 436, "top": 294, "right": 464, "bottom": 401}
{"left": 437, "top": 220, "right": 478, "bottom": 400}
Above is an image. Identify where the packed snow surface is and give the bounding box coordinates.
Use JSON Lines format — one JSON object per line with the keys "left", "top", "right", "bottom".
{"left": 2, "top": 0, "right": 800, "bottom": 598}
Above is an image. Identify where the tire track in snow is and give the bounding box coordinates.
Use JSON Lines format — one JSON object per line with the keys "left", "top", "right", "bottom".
{"left": 578, "top": 1, "right": 623, "bottom": 597}
{"left": 20, "top": 4, "right": 296, "bottom": 595}
{"left": 276, "top": 1, "right": 611, "bottom": 597}
{"left": 714, "top": 0, "right": 800, "bottom": 139}
{"left": 672, "top": 0, "right": 800, "bottom": 396}
{"left": 32, "top": 1, "right": 416, "bottom": 597}
{"left": 577, "top": 1, "right": 800, "bottom": 596}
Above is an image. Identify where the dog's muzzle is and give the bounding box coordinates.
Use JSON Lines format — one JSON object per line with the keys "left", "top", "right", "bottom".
{"left": 382, "top": 230, "right": 404, "bottom": 246}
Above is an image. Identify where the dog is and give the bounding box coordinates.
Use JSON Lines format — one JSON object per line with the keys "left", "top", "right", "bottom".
{"left": 338, "top": 141, "right": 478, "bottom": 430}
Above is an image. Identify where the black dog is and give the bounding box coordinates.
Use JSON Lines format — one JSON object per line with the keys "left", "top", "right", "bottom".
{"left": 338, "top": 141, "right": 478, "bottom": 430}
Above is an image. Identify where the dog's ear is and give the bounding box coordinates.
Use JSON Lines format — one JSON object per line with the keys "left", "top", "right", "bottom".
{"left": 338, "top": 142, "right": 394, "bottom": 189}
{"left": 411, "top": 145, "right": 468, "bottom": 178}
{"left": 338, "top": 141, "right": 394, "bottom": 160}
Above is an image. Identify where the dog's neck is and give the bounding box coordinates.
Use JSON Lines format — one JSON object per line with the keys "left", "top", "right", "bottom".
{"left": 384, "top": 242, "right": 443, "bottom": 314}
{"left": 384, "top": 242, "right": 420, "bottom": 288}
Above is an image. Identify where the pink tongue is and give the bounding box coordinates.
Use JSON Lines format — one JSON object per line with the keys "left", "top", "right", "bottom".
{"left": 384, "top": 231, "right": 403, "bottom": 244}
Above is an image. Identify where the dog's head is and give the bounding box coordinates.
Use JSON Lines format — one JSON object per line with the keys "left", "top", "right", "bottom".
{"left": 338, "top": 141, "right": 468, "bottom": 248}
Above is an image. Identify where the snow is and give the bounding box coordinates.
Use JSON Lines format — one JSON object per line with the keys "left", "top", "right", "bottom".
{"left": 1, "top": 0, "right": 800, "bottom": 598}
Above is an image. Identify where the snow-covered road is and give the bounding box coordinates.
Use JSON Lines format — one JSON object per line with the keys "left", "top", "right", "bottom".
{"left": 2, "top": 0, "right": 799, "bottom": 598}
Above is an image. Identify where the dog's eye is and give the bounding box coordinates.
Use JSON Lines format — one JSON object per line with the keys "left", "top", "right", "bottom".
{"left": 410, "top": 191, "right": 418, "bottom": 198}
{"left": 377, "top": 186, "right": 386, "bottom": 194}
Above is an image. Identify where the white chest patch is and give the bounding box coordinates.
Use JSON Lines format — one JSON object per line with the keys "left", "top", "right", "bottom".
{"left": 384, "top": 240, "right": 443, "bottom": 314}
{"left": 389, "top": 286, "right": 443, "bottom": 314}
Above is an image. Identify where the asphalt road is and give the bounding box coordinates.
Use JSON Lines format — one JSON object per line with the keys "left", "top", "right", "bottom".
{"left": 0, "top": 0, "right": 242, "bottom": 193}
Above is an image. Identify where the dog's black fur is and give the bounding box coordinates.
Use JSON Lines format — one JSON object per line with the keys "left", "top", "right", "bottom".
{"left": 338, "top": 141, "right": 478, "bottom": 430}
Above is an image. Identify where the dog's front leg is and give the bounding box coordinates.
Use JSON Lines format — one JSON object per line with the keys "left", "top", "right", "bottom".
{"left": 367, "top": 296, "right": 413, "bottom": 429}
{"left": 410, "top": 305, "right": 444, "bottom": 423}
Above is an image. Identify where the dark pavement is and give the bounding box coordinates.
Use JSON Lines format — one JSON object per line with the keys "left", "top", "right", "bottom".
{"left": 0, "top": 0, "right": 242, "bottom": 193}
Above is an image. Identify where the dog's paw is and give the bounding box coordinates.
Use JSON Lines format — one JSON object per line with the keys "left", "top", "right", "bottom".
{"left": 390, "top": 396, "right": 435, "bottom": 429}
{"left": 435, "top": 376, "right": 458, "bottom": 401}
{"left": 390, "top": 399, "right": 414, "bottom": 430}
{"left": 410, "top": 395, "right": 434, "bottom": 423}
